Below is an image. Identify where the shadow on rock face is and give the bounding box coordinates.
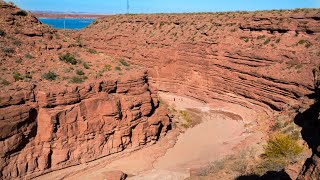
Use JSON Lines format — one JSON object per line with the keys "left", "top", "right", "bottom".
{"left": 235, "top": 170, "right": 291, "bottom": 180}
{"left": 294, "top": 99, "right": 320, "bottom": 153}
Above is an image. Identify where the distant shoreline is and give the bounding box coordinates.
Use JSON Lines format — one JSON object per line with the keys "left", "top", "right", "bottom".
{"left": 32, "top": 12, "right": 109, "bottom": 19}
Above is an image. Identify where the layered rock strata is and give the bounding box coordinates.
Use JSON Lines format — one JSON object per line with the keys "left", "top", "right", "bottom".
{"left": 0, "top": 72, "right": 170, "bottom": 179}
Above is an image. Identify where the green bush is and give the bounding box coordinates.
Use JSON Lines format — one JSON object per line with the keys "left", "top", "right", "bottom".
{"left": 0, "top": 79, "right": 10, "bottom": 86}
{"left": 59, "top": 52, "right": 77, "bottom": 65}
{"left": 159, "top": 22, "right": 165, "bottom": 27}
{"left": 83, "top": 62, "right": 90, "bottom": 69}
{"left": 264, "top": 133, "right": 303, "bottom": 159}
{"left": 42, "top": 71, "right": 57, "bottom": 81}
{"left": 69, "top": 76, "right": 87, "bottom": 83}
{"left": 257, "top": 35, "right": 266, "bottom": 39}
{"left": 76, "top": 69, "right": 85, "bottom": 76}
{"left": 2, "top": 47, "right": 14, "bottom": 54}
{"left": 25, "top": 53, "right": 33, "bottom": 59}
{"left": 13, "top": 71, "right": 23, "bottom": 81}
{"left": 104, "top": 64, "right": 112, "bottom": 71}
{"left": 264, "top": 38, "right": 271, "bottom": 45}
{"left": 115, "top": 66, "right": 121, "bottom": 71}
{"left": 276, "top": 38, "right": 281, "bottom": 43}
{"left": 15, "top": 58, "right": 22, "bottom": 63}
{"left": 297, "top": 39, "right": 305, "bottom": 45}
{"left": 119, "top": 59, "right": 129, "bottom": 66}
{"left": 16, "top": 10, "right": 28, "bottom": 16}
{"left": 87, "top": 48, "right": 97, "bottom": 54}
{"left": 180, "top": 110, "right": 192, "bottom": 128}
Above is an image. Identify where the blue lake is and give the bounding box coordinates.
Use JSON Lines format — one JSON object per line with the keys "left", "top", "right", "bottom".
{"left": 38, "top": 18, "right": 95, "bottom": 30}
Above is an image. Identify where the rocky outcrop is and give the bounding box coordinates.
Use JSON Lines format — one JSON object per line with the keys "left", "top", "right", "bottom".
{"left": 81, "top": 10, "right": 320, "bottom": 113}
{"left": 0, "top": 71, "right": 171, "bottom": 179}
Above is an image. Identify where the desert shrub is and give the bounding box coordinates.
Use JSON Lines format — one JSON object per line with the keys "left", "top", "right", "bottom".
{"left": 207, "top": 159, "right": 226, "bottom": 174}
{"left": 297, "top": 39, "right": 305, "bottom": 45}
{"left": 83, "top": 62, "right": 90, "bottom": 69}
{"left": 276, "top": 38, "right": 281, "bottom": 43}
{"left": 69, "top": 76, "right": 87, "bottom": 83}
{"left": 0, "top": 79, "right": 10, "bottom": 86}
{"left": 0, "top": 29, "right": 5, "bottom": 36}
{"left": 2, "top": 47, "right": 14, "bottom": 54}
{"left": 119, "top": 59, "right": 129, "bottom": 66}
{"left": 104, "top": 64, "right": 112, "bottom": 71}
{"left": 230, "top": 28, "right": 236, "bottom": 32}
{"left": 159, "top": 21, "right": 165, "bottom": 27}
{"left": 242, "top": 37, "right": 249, "bottom": 43}
{"left": 24, "top": 53, "right": 33, "bottom": 59}
{"left": 13, "top": 71, "right": 23, "bottom": 81}
{"left": 257, "top": 35, "right": 266, "bottom": 39}
{"left": 16, "top": 10, "right": 28, "bottom": 16}
{"left": 264, "top": 133, "right": 303, "bottom": 159}
{"left": 59, "top": 52, "right": 77, "bottom": 65}
{"left": 263, "top": 38, "right": 271, "bottom": 45}
{"left": 12, "top": 39, "right": 22, "bottom": 46}
{"left": 42, "top": 71, "right": 57, "bottom": 81}
{"left": 252, "top": 158, "right": 287, "bottom": 175}
{"left": 87, "top": 48, "right": 97, "bottom": 54}
{"left": 115, "top": 66, "right": 121, "bottom": 71}
{"left": 75, "top": 36, "right": 82, "bottom": 47}
{"left": 271, "top": 121, "right": 283, "bottom": 131}
{"left": 15, "top": 58, "right": 22, "bottom": 63}
{"left": 76, "top": 69, "right": 85, "bottom": 76}
{"left": 180, "top": 110, "right": 192, "bottom": 128}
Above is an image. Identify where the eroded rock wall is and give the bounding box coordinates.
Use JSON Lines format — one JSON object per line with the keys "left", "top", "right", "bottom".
{"left": 0, "top": 72, "right": 170, "bottom": 179}
{"left": 81, "top": 10, "right": 320, "bottom": 112}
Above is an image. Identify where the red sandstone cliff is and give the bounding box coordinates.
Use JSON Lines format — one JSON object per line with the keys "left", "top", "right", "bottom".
{"left": 0, "top": 71, "right": 171, "bottom": 179}
{"left": 0, "top": 3, "right": 170, "bottom": 179}
{"left": 80, "top": 9, "right": 320, "bottom": 113}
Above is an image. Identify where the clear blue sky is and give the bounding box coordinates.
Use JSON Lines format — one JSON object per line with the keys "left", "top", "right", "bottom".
{"left": 6, "top": 0, "right": 320, "bottom": 14}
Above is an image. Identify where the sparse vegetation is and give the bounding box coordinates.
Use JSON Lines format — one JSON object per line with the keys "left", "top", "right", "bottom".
{"left": 12, "top": 39, "right": 22, "bottom": 46}
{"left": 251, "top": 133, "right": 303, "bottom": 175}
{"left": 264, "top": 133, "right": 303, "bottom": 159}
{"left": 0, "top": 78, "right": 10, "bottom": 86}
{"left": 180, "top": 110, "right": 192, "bottom": 128}
{"left": 119, "top": 59, "right": 129, "bottom": 66}
{"left": 2, "top": 47, "right": 14, "bottom": 54}
{"left": 115, "top": 66, "right": 121, "bottom": 71}
{"left": 257, "top": 35, "right": 266, "bottom": 39}
{"left": 76, "top": 69, "right": 85, "bottom": 76}
{"left": 87, "top": 48, "right": 97, "bottom": 54}
{"left": 59, "top": 52, "right": 77, "bottom": 65}
{"left": 83, "top": 62, "right": 90, "bottom": 69}
{"left": 242, "top": 37, "right": 249, "bottom": 43}
{"left": 263, "top": 38, "right": 270, "bottom": 45}
{"left": 24, "top": 53, "right": 33, "bottom": 59}
{"left": 276, "top": 38, "right": 281, "bottom": 43}
{"left": 69, "top": 75, "right": 87, "bottom": 83}
{"left": 42, "top": 71, "right": 57, "bottom": 81}
{"left": 159, "top": 21, "right": 165, "bottom": 28}
{"left": 16, "top": 10, "right": 28, "bottom": 16}
{"left": 13, "top": 71, "right": 23, "bottom": 81}
{"left": 15, "top": 58, "right": 22, "bottom": 63}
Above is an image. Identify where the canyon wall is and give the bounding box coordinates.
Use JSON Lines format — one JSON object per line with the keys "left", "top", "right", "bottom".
{"left": 81, "top": 10, "right": 320, "bottom": 112}
{"left": 0, "top": 71, "right": 171, "bottom": 179}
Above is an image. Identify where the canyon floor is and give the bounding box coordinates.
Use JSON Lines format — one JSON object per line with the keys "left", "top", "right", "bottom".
{"left": 35, "top": 92, "right": 266, "bottom": 180}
